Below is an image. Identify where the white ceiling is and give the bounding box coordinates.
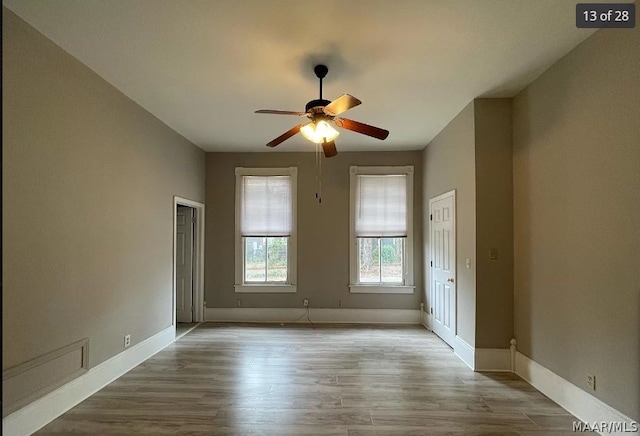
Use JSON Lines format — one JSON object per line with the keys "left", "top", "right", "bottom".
{"left": 4, "top": 0, "right": 606, "bottom": 153}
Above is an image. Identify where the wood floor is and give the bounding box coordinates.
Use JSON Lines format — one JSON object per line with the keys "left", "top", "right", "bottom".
{"left": 176, "top": 322, "right": 200, "bottom": 340}
{"left": 36, "top": 324, "right": 585, "bottom": 435}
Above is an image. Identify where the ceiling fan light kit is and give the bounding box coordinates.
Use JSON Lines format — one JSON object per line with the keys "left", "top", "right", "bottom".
{"left": 255, "top": 64, "right": 389, "bottom": 158}
{"left": 300, "top": 120, "right": 339, "bottom": 143}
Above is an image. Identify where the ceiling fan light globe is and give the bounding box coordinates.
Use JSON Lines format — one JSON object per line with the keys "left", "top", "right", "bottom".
{"left": 300, "top": 121, "right": 339, "bottom": 143}
{"left": 300, "top": 122, "right": 316, "bottom": 142}
{"left": 317, "top": 120, "right": 340, "bottom": 142}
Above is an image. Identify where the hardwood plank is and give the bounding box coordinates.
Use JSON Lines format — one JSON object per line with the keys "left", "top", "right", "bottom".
{"left": 524, "top": 413, "right": 584, "bottom": 430}
{"left": 369, "top": 409, "right": 539, "bottom": 430}
{"left": 347, "top": 425, "right": 520, "bottom": 435}
{"left": 212, "top": 407, "right": 373, "bottom": 426}
{"left": 483, "top": 398, "right": 574, "bottom": 415}
{"left": 197, "top": 392, "right": 344, "bottom": 409}
{"left": 207, "top": 425, "right": 348, "bottom": 435}
{"left": 35, "top": 324, "right": 581, "bottom": 435}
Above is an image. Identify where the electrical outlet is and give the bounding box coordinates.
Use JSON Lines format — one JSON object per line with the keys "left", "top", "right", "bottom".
{"left": 303, "top": 298, "right": 309, "bottom": 307}
{"left": 587, "top": 374, "right": 596, "bottom": 391}
{"left": 124, "top": 334, "right": 131, "bottom": 348}
{"left": 237, "top": 299, "right": 242, "bottom": 307}
{"left": 337, "top": 299, "right": 342, "bottom": 308}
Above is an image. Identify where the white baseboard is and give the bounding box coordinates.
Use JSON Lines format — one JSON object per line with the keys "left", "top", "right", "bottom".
{"left": 452, "top": 339, "right": 511, "bottom": 373}
{"left": 2, "top": 326, "right": 175, "bottom": 436}
{"left": 454, "top": 335, "right": 475, "bottom": 370}
{"left": 420, "top": 310, "right": 432, "bottom": 330}
{"left": 206, "top": 308, "right": 421, "bottom": 324}
{"left": 515, "top": 352, "right": 638, "bottom": 435}
{"left": 475, "top": 348, "right": 511, "bottom": 372}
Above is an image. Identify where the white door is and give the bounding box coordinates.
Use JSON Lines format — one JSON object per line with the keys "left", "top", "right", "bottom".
{"left": 430, "top": 191, "right": 456, "bottom": 347}
{"left": 176, "top": 206, "right": 194, "bottom": 323}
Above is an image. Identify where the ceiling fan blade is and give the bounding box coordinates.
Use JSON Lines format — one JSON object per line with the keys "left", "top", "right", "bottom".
{"left": 321, "top": 140, "right": 338, "bottom": 158}
{"left": 323, "top": 94, "right": 362, "bottom": 116}
{"left": 266, "top": 124, "right": 304, "bottom": 148}
{"left": 335, "top": 118, "right": 389, "bottom": 140}
{"left": 256, "top": 110, "right": 308, "bottom": 116}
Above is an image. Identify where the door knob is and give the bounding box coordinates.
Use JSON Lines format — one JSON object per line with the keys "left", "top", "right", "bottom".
{"left": 447, "top": 278, "right": 455, "bottom": 283}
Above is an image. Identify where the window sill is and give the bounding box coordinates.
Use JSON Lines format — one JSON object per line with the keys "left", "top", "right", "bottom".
{"left": 349, "top": 285, "right": 415, "bottom": 294}
{"left": 234, "top": 284, "right": 297, "bottom": 293}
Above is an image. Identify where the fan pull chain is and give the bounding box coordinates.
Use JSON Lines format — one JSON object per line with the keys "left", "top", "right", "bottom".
{"left": 315, "top": 142, "right": 319, "bottom": 200}
{"left": 313, "top": 142, "right": 322, "bottom": 204}
{"left": 318, "top": 145, "right": 322, "bottom": 204}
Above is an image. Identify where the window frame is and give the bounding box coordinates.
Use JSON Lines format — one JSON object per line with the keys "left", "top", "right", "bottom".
{"left": 349, "top": 166, "right": 414, "bottom": 294}
{"left": 234, "top": 167, "right": 297, "bottom": 293}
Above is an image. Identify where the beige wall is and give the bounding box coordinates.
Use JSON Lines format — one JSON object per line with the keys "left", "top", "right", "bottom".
{"left": 423, "top": 99, "right": 514, "bottom": 350}
{"left": 422, "top": 102, "right": 477, "bottom": 345}
{"left": 2, "top": 7, "right": 205, "bottom": 379}
{"left": 205, "top": 151, "right": 423, "bottom": 309}
{"left": 513, "top": 16, "right": 640, "bottom": 420}
{"left": 474, "top": 99, "right": 514, "bottom": 349}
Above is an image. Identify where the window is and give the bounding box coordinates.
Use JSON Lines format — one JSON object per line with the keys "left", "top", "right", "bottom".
{"left": 243, "top": 237, "right": 288, "bottom": 283}
{"left": 358, "top": 237, "right": 404, "bottom": 284}
{"left": 349, "top": 166, "right": 414, "bottom": 294}
{"left": 235, "top": 167, "right": 297, "bottom": 293}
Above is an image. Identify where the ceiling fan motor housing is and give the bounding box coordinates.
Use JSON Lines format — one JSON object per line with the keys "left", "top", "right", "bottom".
{"left": 305, "top": 99, "right": 331, "bottom": 113}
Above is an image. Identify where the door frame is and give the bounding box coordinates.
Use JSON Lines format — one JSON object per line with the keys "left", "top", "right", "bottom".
{"left": 428, "top": 189, "right": 456, "bottom": 339}
{"left": 173, "top": 196, "right": 205, "bottom": 327}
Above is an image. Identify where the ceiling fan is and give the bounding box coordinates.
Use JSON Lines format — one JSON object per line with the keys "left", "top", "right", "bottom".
{"left": 255, "top": 64, "right": 389, "bottom": 158}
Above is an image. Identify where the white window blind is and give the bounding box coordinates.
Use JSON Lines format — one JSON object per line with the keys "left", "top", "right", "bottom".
{"left": 240, "top": 176, "right": 292, "bottom": 236}
{"left": 355, "top": 174, "right": 407, "bottom": 237}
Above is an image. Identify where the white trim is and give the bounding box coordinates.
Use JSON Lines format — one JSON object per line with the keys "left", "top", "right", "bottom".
{"left": 234, "top": 284, "right": 297, "bottom": 293}
{"left": 234, "top": 167, "right": 298, "bottom": 291}
{"left": 2, "top": 339, "right": 90, "bottom": 417}
{"left": 419, "top": 303, "right": 431, "bottom": 330}
{"left": 474, "top": 348, "right": 511, "bottom": 372}
{"left": 429, "top": 189, "right": 458, "bottom": 204}
{"left": 175, "top": 323, "right": 200, "bottom": 341}
{"left": 515, "top": 352, "right": 638, "bottom": 435}
{"left": 235, "top": 167, "right": 298, "bottom": 177}
{"left": 510, "top": 338, "right": 517, "bottom": 372}
{"left": 206, "top": 308, "right": 421, "bottom": 324}
{"left": 173, "top": 196, "right": 205, "bottom": 323}
{"left": 349, "top": 166, "right": 415, "bottom": 176}
{"left": 423, "top": 312, "right": 432, "bottom": 330}
{"left": 349, "top": 285, "right": 414, "bottom": 294}
{"left": 2, "top": 326, "right": 175, "bottom": 436}
{"left": 349, "top": 166, "right": 414, "bottom": 288}
{"left": 454, "top": 335, "right": 475, "bottom": 370}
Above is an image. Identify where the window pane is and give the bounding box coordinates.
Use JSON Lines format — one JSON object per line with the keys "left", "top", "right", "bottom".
{"left": 381, "top": 238, "right": 404, "bottom": 283}
{"left": 358, "top": 237, "right": 404, "bottom": 284}
{"left": 358, "top": 238, "right": 380, "bottom": 283}
{"left": 244, "top": 237, "right": 266, "bottom": 282}
{"left": 267, "top": 237, "right": 288, "bottom": 282}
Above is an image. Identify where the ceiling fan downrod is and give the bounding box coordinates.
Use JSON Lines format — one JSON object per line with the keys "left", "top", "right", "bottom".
{"left": 305, "top": 65, "right": 331, "bottom": 113}
{"left": 314, "top": 64, "right": 328, "bottom": 100}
